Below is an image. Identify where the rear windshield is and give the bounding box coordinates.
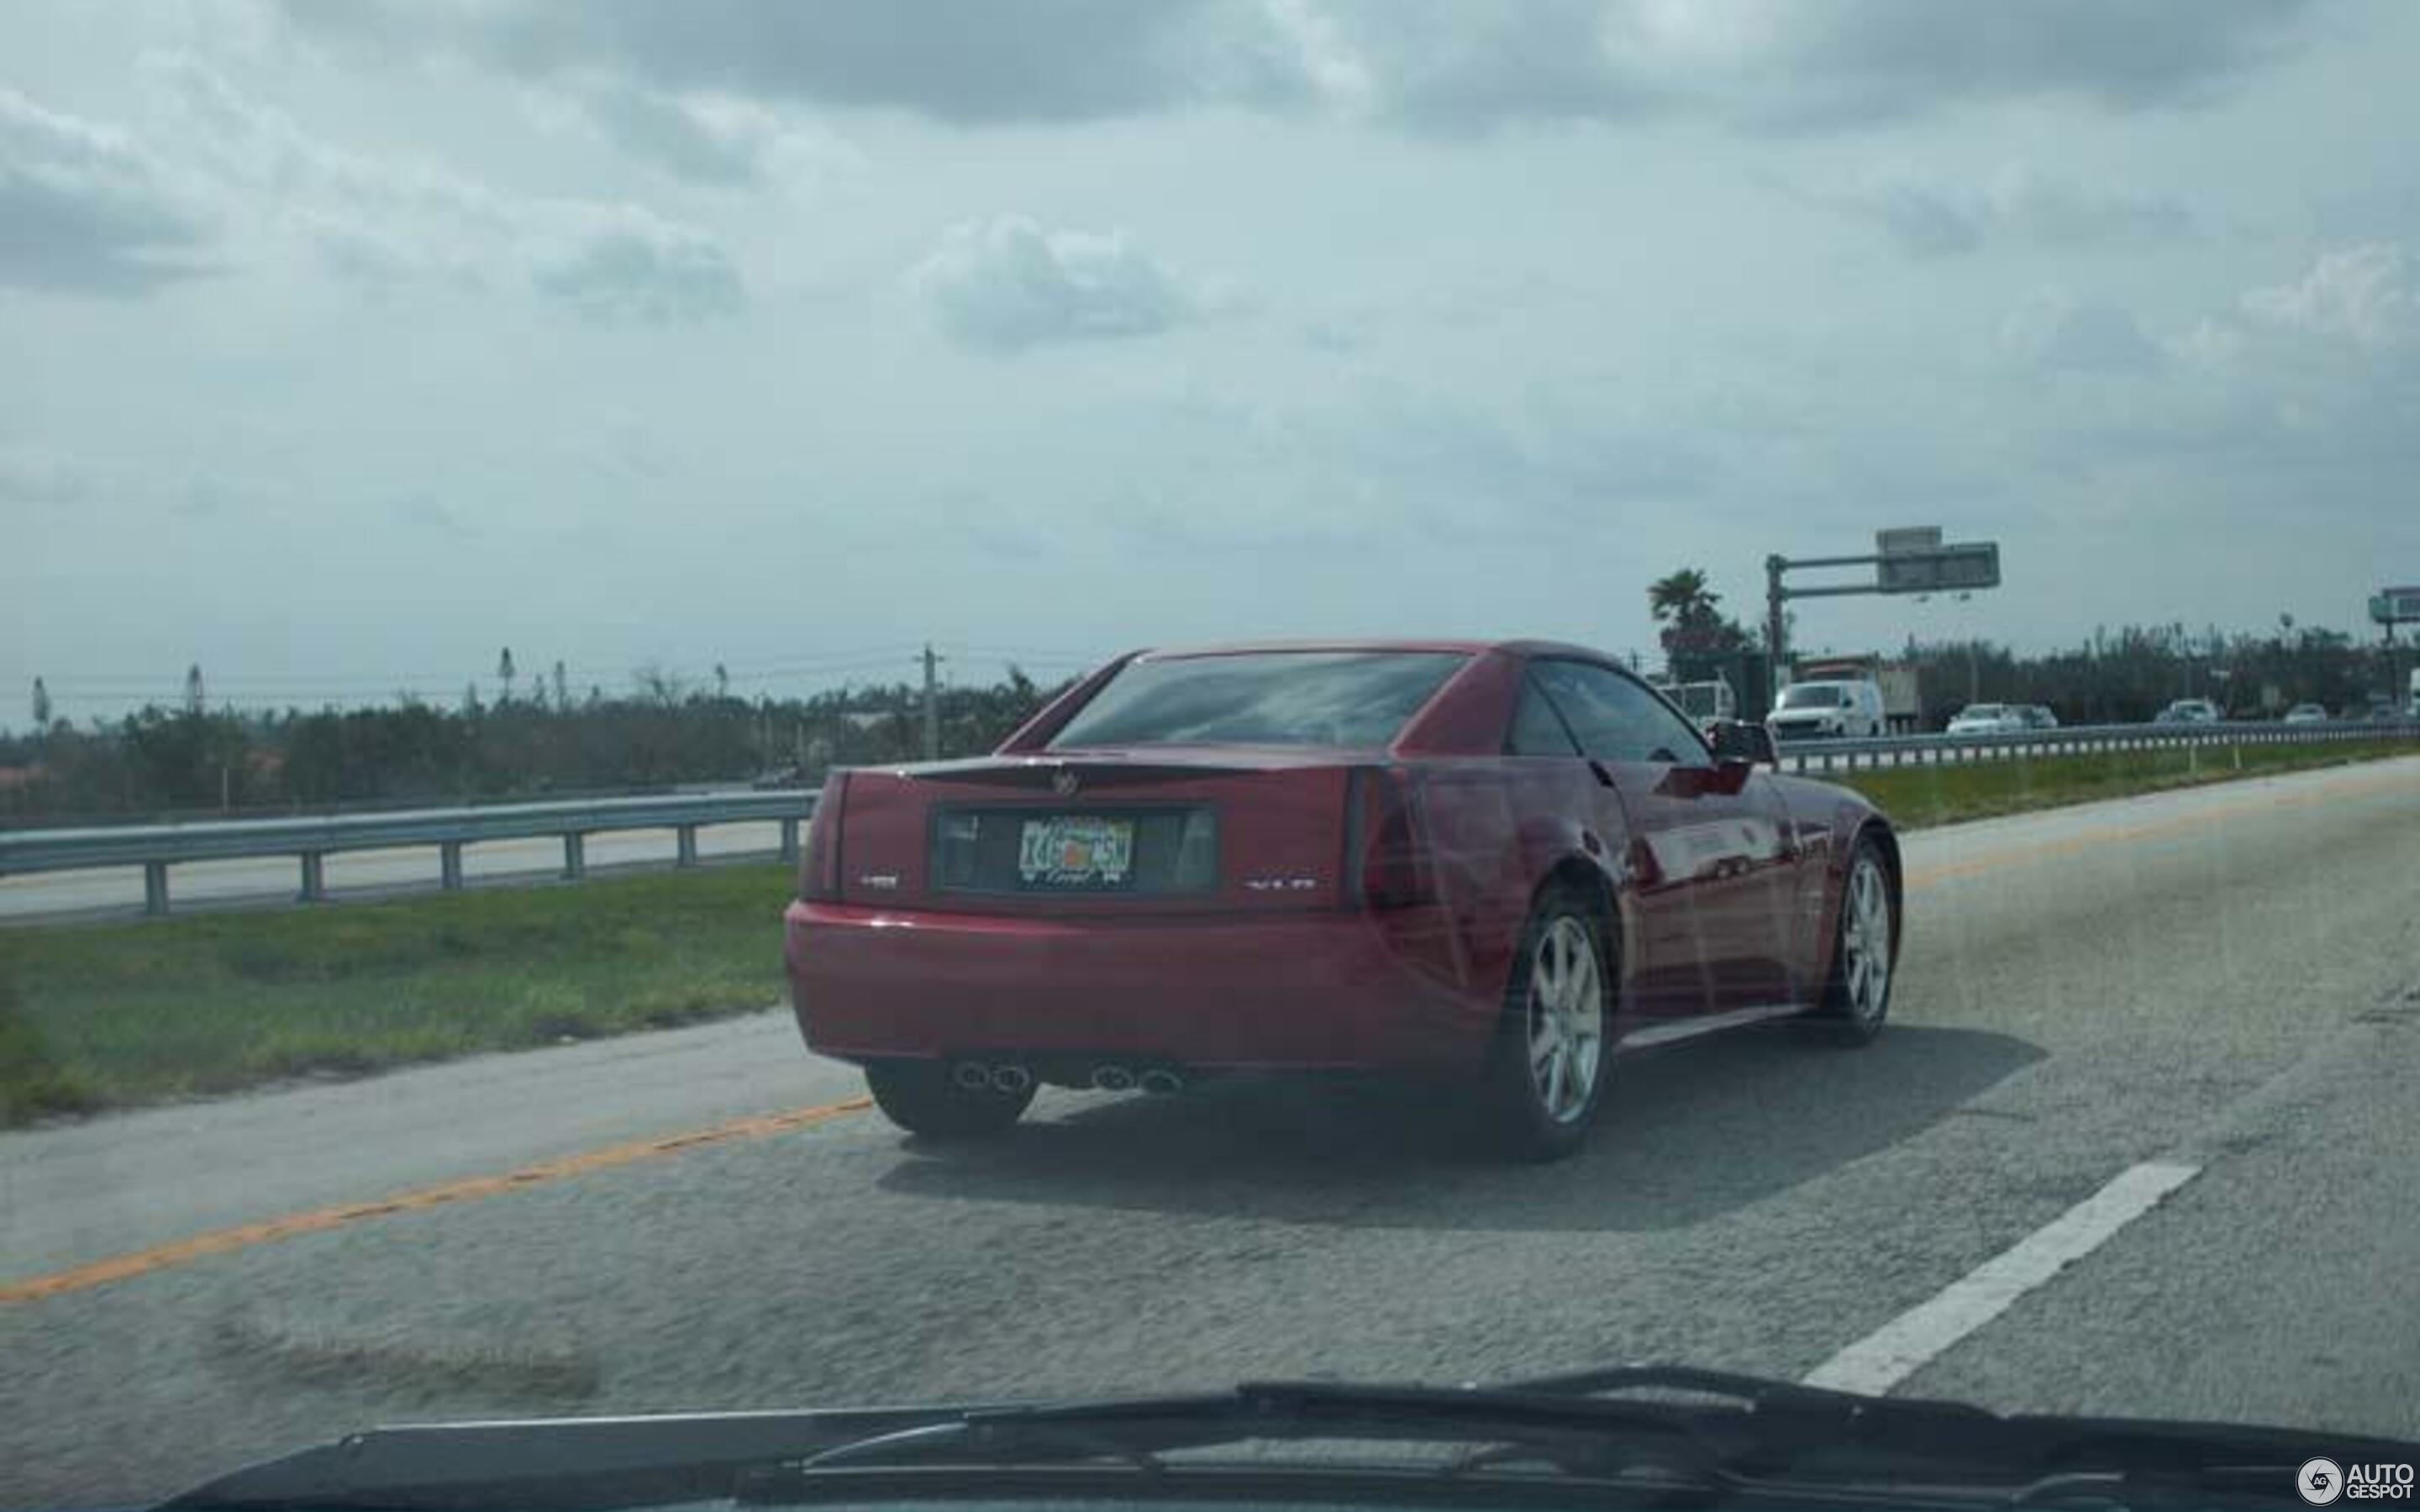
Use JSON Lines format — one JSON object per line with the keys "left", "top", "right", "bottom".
{"left": 1048, "top": 651, "right": 1470, "bottom": 749}
{"left": 1778, "top": 685, "right": 1846, "bottom": 708}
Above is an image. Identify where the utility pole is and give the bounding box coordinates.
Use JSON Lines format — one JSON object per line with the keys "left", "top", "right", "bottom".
{"left": 920, "top": 644, "right": 943, "bottom": 760}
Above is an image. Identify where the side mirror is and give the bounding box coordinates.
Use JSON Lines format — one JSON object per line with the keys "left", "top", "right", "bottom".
{"left": 1708, "top": 719, "right": 1776, "bottom": 769}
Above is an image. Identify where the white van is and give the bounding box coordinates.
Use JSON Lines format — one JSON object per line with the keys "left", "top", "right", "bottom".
{"left": 1767, "top": 679, "right": 1886, "bottom": 742}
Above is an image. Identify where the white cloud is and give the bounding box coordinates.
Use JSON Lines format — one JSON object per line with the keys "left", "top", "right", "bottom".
{"left": 910, "top": 215, "right": 1202, "bottom": 353}
{"left": 2000, "top": 290, "right": 2166, "bottom": 374}
{"left": 0, "top": 86, "right": 213, "bottom": 296}
{"left": 2241, "top": 243, "right": 2415, "bottom": 349}
{"left": 139, "top": 52, "right": 744, "bottom": 323}
{"left": 1825, "top": 161, "right": 2193, "bottom": 258}
{"left": 528, "top": 207, "right": 745, "bottom": 324}
{"left": 559, "top": 79, "right": 863, "bottom": 189}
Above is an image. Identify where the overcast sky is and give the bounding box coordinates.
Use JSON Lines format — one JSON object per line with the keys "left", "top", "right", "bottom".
{"left": 8, "top": 0, "right": 2419, "bottom": 719}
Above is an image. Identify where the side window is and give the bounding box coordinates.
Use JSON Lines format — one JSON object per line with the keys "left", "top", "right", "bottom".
{"left": 1530, "top": 661, "right": 1709, "bottom": 765}
{"left": 1506, "top": 675, "right": 1581, "bottom": 757}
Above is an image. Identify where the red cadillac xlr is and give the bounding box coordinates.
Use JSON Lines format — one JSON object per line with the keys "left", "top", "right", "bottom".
{"left": 783, "top": 641, "right": 1901, "bottom": 1160}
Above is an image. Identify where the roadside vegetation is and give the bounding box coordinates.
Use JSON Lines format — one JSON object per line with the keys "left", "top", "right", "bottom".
{"left": 2, "top": 735, "right": 2411, "bottom": 1128}
{"left": 0, "top": 864, "right": 794, "bottom": 1127}
{"left": 1834, "top": 736, "right": 2414, "bottom": 828}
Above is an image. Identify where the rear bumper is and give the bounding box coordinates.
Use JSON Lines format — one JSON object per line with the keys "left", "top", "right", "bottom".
{"left": 782, "top": 899, "right": 1496, "bottom": 1074}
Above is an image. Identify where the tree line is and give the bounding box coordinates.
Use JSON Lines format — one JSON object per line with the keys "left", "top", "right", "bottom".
{"left": 4, "top": 617, "right": 2408, "bottom": 822}
{"left": 1, "top": 669, "right": 1074, "bottom": 822}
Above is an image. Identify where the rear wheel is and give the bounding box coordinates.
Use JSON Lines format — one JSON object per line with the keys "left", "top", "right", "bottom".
{"left": 864, "top": 1059, "right": 1035, "bottom": 1138}
{"left": 1480, "top": 893, "right": 1612, "bottom": 1162}
{"left": 1813, "top": 837, "right": 1897, "bottom": 1045}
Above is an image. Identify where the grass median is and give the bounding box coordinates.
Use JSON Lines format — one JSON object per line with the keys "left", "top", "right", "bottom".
{"left": 3, "top": 734, "right": 2413, "bottom": 1128}
{"left": 0, "top": 864, "right": 797, "bottom": 1127}
{"left": 1832, "top": 734, "right": 2415, "bottom": 828}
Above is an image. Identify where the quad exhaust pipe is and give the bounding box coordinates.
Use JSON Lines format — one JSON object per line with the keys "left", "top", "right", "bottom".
{"left": 953, "top": 1060, "right": 1034, "bottom": 1095}
{"left": 1088, "top": 1063, "right": 1186, "bottom": 1095}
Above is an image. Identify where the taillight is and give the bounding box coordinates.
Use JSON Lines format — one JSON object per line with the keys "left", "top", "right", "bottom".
{"left": 798, "top": 771, "right": 849, "bottom": 901}
{"left": 1349, "top": 767, "right": 1437, "bottom": 910}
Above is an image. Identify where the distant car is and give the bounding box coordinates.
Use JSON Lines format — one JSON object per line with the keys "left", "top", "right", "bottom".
{"left": 2019, "top": 705, "right": 2059, "bottom": 730}
{"left": 1946, "top": 703, "right": 2027, "bottom": 736}
{"left": 2159, "top": 698, "right": 2222, "bottom": 725}
{"left": 752, "top": 765, "right": 809, "bottom": 790}
{"left": 2282, "top": 703, "right": 2328, "bottom": 726}
{"left": 1766, "top": 679, "right": 1886, "bottom": 742}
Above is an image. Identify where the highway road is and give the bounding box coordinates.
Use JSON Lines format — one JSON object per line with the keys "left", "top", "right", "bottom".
{"left": 4, "top": 756, "right": 2419, "bottom": 1506}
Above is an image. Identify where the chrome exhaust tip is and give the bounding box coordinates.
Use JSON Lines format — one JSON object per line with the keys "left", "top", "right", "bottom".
{"left": 951, "top": 1061, "right": 994, "bottom": 1092}
{"left": 1138, "top": 1068, "right": 1185, "bottom": 1096}
{"left": 1091, "top": 1064, "right": 1136, "bottom": 1093}
{"left": 990, "top": 1063, "right": 1034, "bottom": 1095}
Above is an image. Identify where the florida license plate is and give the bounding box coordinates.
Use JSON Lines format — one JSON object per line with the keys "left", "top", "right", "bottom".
{"left": 1017, "top": 816, "right": 1135, "bottom": 888}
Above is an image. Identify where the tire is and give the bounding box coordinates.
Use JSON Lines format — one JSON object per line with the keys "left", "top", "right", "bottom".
{"left": 1479, "top": 890, "right": 1614, "bottom": 1161}
{"left": 864, "top": 1059, "right": 1035, "bottom": 1139}
{"left": 1812, "top": 836, "right": 1897, "bottom": 1046}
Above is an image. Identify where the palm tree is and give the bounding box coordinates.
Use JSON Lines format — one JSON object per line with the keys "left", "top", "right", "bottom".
{"left": 1648, "top": 568, "right": 1718, "bottom": 628}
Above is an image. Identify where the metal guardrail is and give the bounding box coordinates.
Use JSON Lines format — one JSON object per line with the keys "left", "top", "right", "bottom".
{"left": 0, "top": 791, "right": 818, "bottom": 916}
{"left": 1770, "top": 717, "right": 2420, "bottom": 775}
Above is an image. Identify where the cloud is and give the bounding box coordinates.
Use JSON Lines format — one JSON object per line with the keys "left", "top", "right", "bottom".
{"left": 528, "top": 208, "right": 745, "bottom": 324}
{"left": 0, "top": 87, "right": 213, "bottom": 296}
{"left": 277, "top": 0, "right": 2316, "bottom": 134}
{"left": 2001, "top": 291, "right": 2166, "bottom": 374}
{"left": 910, "top": 215, "right": 1201, "bottom": 353}
{"left": 1823, "top": 161, "right": 2194, "bottom": 257}
{"left": 283, "top": 0, "right": 1307, "bottom": 125}
{"left": 0, "top": 443, "right": 92, "bottom": 504}
{"left": 2241, "top": 243, "right": 2416, "bottom": 350}
{"left": 560, "top": 80, "right": 862, "bottom": 188}
{"left": 140, "top": 52, "right": 743, "bottom": 323}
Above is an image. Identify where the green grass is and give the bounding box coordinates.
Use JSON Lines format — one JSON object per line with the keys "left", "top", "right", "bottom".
{"left": 2, "top": 734, "right": 2412, "bottom": 1128}
{"left": 1833, "top": 735, "right": 2415, "bottom": 829}
{"left": 0, "top": 864, "right": 796, "bottom": 1128}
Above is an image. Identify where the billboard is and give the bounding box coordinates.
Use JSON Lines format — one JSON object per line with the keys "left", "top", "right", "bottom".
{"left": 1879, "top": 542, "right": 2001, "bottom": 594}
{"left": 2370, "top": 586, "right": 2420, "bottom": 624}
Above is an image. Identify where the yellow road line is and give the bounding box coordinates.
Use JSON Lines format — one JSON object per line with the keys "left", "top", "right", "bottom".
{"left": 0, "top": 1096, "right": 871, "bottom": 1305}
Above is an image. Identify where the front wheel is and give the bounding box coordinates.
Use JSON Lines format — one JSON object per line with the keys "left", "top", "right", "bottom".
{"left": 1812, "top": 837, "right": 1897, "bottom": 1045}
{"left": 864, "top": 1060, "right": 1035, "bottom": 1139}
{"left": 1479, "top": 894, "right": 1613, "bottom": 1161}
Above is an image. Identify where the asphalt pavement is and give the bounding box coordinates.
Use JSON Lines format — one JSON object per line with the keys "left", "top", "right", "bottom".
{"left": 3, "top": 756, "right": 2417, "bottom": 1506}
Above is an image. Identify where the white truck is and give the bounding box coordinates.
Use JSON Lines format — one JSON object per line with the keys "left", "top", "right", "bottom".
{"left": 1797, "top": 654, "right": 1923, "bottom": 733}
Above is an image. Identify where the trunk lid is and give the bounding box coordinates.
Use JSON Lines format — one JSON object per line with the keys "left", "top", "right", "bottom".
{"left": 833, "top": 749, "right": 1362, "bottom": 914}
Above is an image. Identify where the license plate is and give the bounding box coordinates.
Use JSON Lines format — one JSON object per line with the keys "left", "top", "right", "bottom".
{"left": 1017, "top": 816, "right": 1135, "bottom": 888}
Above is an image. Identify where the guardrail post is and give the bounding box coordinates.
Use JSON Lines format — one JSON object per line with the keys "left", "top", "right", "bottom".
{"left": 144, "top": 861, "right": 169, "bottom": 916}
{"left": 676, "top": 825, "right": 699, "bottom": 868}
{"left": 562, "top": 832, "right": 586, "bottom": 881}
{"left": 440, "top": 842, "right": 464, "bottom": 890}
{"left": 780, "top": 817, "right": 802, "bottom": 862}
{"left": 299, "top": 853, "right": 326, "bottom": 903}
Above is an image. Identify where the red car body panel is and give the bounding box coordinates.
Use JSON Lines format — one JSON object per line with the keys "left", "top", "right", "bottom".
{"left": 783, "top": 640, "right": 1895, "bottom": 1078}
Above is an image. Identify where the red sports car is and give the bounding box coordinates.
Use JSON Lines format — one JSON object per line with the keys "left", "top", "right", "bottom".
{"left": 782, "top": 640, "right": 1902, "bottom": 1159}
